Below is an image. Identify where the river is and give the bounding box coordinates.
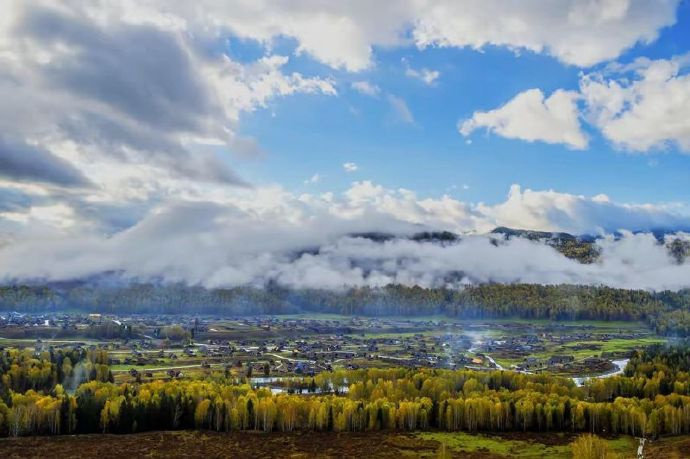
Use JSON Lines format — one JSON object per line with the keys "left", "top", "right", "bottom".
{"left": 478, "top": 347, "right": 629, "bottom": 385}
{"left": 571, "top": 358, "right": 629, "bottom": 387}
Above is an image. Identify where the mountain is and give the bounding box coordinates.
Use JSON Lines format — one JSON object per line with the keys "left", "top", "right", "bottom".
{"left": 490, "top": 227, "right": 600, "bottom": 263}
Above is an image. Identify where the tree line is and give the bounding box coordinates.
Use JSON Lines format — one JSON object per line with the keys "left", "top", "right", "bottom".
{"left": 0, "top": 347, "right": 112, "bottom": 399}
{"left": 2, "top": 346, "right": 690, "bottom": 438}
{"left": 2, "top": 283, "right": 690, "bottom": 335}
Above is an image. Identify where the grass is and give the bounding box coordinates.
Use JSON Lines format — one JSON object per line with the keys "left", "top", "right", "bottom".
{"left": 529, "top": 337, "right": 666, "bottom": 362}
{"left": 0, "top": 337, "right": 100, "bottom": 346}
{"left": 606, "top": 436, "right": 639, "bottom": 456}
{"left": 589, "top": 337, "right": 665, "bottom": 353}
{"left": 417, "top": 432, "right": 570, "bottom": 457}
{"left": 416, "top": 432, "right": 638, "bottom": 458}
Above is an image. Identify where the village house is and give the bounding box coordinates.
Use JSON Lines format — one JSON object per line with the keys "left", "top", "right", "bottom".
{"left": 548, "top": 355, "right": 575, "bottom": 366}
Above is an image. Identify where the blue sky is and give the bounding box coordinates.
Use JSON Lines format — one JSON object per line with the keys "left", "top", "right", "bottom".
{"left": 1, "top": 0, "right": 690, "bottom": 238}
{"left": 229, "top": 1, "right": 690, "bottom": 206}
{"left": 2, "top": 1, "right": 690, "bottom": 286}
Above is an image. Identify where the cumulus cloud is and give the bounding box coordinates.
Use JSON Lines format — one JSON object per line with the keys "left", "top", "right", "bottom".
{"left": 459, "top": 89, "right": 588, "bottom": 149}
{"left": 478, "top": 54, "right": 690, "bottom": 153}
{"left": 479, "top": 184, "right": 688, "bottom": 235}
{"left": 59, "top": 0, "right": 678, "bottom": 71}
{"left": 412, "top": 0, "right": 678, "bottom": 67}
{"left": 580, "top": 54, "right": 690, "bottom": 152}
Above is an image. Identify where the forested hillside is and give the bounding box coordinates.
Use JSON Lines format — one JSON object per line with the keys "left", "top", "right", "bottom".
{"left": 2, "top": 283, "right": 690, "bottom": 336}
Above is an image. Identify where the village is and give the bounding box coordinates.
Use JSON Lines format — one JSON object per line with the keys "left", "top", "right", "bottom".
{"left": 0, "top": 311, "right": 665, "bottom": 388}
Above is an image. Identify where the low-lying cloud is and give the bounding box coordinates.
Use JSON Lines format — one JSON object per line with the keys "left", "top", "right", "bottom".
{"left": 0, "top": 185, "right": 688, "bottom": 291}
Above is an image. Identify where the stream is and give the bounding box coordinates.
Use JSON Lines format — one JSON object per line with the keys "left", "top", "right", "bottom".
{"left": 571, "top": 358, "right": 629, "bottom": 387}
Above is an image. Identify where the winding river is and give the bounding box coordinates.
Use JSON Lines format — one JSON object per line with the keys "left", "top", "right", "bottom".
{"left": 571, "top": 358, "right": 629, "bottom": 387}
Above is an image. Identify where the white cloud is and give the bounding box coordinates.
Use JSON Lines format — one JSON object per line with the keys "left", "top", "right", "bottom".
{"left": 0, "top": 1, "right": 339, "bottom": 236}
{"left": 351, "top": 81, "right": 380, "bottom": 96}
{"left": 207, "top": 55, "right": 337, "bottom": 121}
{"left": 387, "top": 94, "right": 415, "bottom": 124}
{"left": 2, "top": 177, "right": 684, "bottom": 248}
{"left": 478, "top": 184, "right": 686, "bottom": 234}
{"left": 477, "top": 54, "right": 690, "bottom": 153}
{"left": 404, "top": 60, "right": 440, "bottom": 85}
{"left": 412, "top": 0, "right": 679, "bottom": 67}
{"left": 0, "top": 2, "right": 687, "bottom": 292}
{"left": 0, "top": 182, "right": 688, "bottom": 290}
{"left": 343, "top": 162, "right": 359, "bottom": 173}
{"left": 459, "top": 89, "right": 588, "bottom": 149}
{"left": 16, "top": 0, "right": 676, "bottom": 74}
{"left": 580, "top": 54, "right": 690, "bottom": 152}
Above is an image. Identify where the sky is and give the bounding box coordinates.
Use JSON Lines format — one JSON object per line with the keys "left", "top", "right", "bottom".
{"left": 1, "top": 0, "right": 690, "bottom": 289}
{"left": 236, "top": 0, "right": 690, "bottom": 206}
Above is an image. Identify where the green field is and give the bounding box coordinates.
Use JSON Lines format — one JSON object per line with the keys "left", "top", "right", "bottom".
{"left": 417, "top": 432, "right": 639, "bottom": 458}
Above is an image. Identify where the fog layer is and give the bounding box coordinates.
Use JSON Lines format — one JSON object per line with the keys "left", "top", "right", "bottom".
{"left": 0, "top": 198, "right": 688, "bottom": 291}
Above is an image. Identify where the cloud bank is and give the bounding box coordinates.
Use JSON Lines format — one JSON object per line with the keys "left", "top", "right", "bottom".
{"left": 62, "top": 0, "right": 676, "bottom": 71}
{"left": 0, "top": 2, "right": 687, "bottom": 292}
{"left": 0, "top": 182, "right": 688, "bottom": 291}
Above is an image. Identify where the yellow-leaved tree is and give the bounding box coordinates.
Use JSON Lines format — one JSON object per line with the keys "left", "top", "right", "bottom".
{"left": 570, "top": 434, "right": 619, "bottom": 459}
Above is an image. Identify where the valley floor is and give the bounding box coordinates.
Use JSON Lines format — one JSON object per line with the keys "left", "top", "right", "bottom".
{"left": 1, "top": 430, "right": 684, "bottom": 458}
